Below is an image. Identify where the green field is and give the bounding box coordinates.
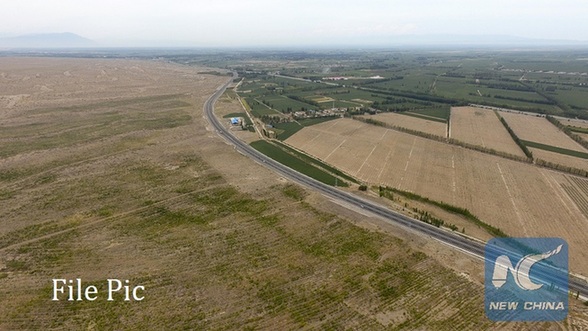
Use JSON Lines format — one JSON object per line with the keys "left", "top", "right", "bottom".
{"left": 232, "top": 51, "right": 588, "bottom": 120}
{"left": 244, "top": 97, "right": 283, "bottom": 117}
{"left": 273, "top": 141, "right": 359, "bottom": 184}
{"left": 272, "top": 116, "right": 338, "bottom": 141}
{"left": 568, "top": 126, "right": 588, "bottom": 134}
{"left": 250, "top": 140, "right": 348, "bottom": 187}
{"left": 264, "top": 95, "right": 317, "bottom": 112}
{"left": 271, "top": 122, "right": 304, "bottom": 140}
{"left": 403, "top": 107, "right": 450, "bottom": 121}
{"left": 551, "top": 88, "right": 588, "bottom": 109}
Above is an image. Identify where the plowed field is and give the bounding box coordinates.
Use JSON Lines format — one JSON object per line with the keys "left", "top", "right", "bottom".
{"left": 450, "top": 106, "right": 525, "bottom": 157}
{"left": 358, "top": 112, "right": 447, "bottom": 137}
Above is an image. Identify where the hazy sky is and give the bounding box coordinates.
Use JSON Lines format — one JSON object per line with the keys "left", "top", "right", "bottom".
{"left": 2, "top": 0, "right": 588, "bottom": 47}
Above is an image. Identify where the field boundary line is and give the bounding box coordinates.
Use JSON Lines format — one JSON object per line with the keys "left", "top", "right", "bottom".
{"left": 398, "top": 137, "right": 416, "bottom": 190}
{"left": 324, "top": 138, "right": 346, "bottom": 162}
{"left": 376, "top": 148, "right": 394, "bottom": 184}
{"left": 496, "top": 162, "right": 528, "bottom": 237}
{"left": 356, "top": 131, "right": 386, "bottom": 175}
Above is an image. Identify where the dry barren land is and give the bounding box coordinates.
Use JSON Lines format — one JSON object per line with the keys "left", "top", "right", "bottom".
{"left": 1, "top": 58, "right": 586, "bottom": 329}
{"left": 286, "top": 118, "right": 588, "bottom": 277}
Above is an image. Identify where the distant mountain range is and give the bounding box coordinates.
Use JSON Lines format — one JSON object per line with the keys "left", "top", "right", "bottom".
{"left": 0, "top": 32, "right": 585, "bottom": 49}
{"left": 0, "top": 32, "right": 94, "bottom": 48}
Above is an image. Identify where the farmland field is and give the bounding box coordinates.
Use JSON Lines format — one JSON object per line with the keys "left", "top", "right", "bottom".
{"left": 309, "top": 95, "right": 335, "bottom": 103}
{"left": 263, "top": 95, "right": 316, "bottom": 112}
{"left": 558, "top": 175, "right": 588, "bottom": 218}
{"left": 4, "top": 49, "right": 588, "bottom": 328}
{"left": 250, "top": 140, "right": 347, "bottom": 186}
{"left": 531, "top": 148, "right": 588, "bottom": 170}
{"left": 243, "top": 97, "right": 283, "bottom": 117}
{"left": 1, "top": 57, "right": 563, "bottom": 330}
{"left": 221, "top": 50, "right": 588, "bottom": 319}
{"left": 449, "top": 106, "right": 526, "bottom": 157}
{"left": 358, "top": 112, "right": 447, "bottom": 137}
{"left": 500, "top": 111, "right": 588, "bottom": 152}
{"left": 286, "top": 118, "right": 588, "bottom": 275}
{"left": 559, "top": 118, "right": 588, "bottom": 130}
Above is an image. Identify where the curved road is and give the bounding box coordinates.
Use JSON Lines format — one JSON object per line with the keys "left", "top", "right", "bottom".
{"left": 204, "top": 76, "right": 588, "bottom": 300}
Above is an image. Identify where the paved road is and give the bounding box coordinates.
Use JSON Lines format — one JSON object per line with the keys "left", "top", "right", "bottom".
{"left": 204, "top": 76, "right": 588, "bottom": 300}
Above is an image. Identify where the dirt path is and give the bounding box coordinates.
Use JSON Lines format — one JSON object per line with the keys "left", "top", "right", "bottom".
{"left": 496, "top": 162, "right": 528, "bottom": 236}
{"left": 398, "top": 137, "right": 417, "bottom": 190}
{"left": 356, "top": 130, "right": 386, "bottom": 174}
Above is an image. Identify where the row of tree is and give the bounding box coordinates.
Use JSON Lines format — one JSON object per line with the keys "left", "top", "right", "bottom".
{"left": 379, "top": 186, "right": 506, "bottom": 237}
{"left": 361, "top": 87, "right": 462, "bottom": 105}
{"left": 353, "top": 116, "right": 532, "bottom": 163}
{"left": 286, "top": 95, "right": 321, "bottom": 108}
{"left": 354, "top": 117, "right": 445, "bottom": 141}
{"left": 493, "top": 94, "right": 555, "bottom": 105}
{"left": 356, "top": 109, "right": 587, "bottom": 180}
{"left": 354, "top": 113, "right": 588, "bottom": 180}
{"left": 260, "top": 115, "right": 289, "bottom": 125}
{"left": 494, "top": 112, "right": 534, "bottom": 159}
{"left": 535, "top": 159, "right": 588, "bottom": 177}
{"left": 519, "top": 80, "right": 570, "bottom": 112}
{"left": 478, "top": 82, "right": 533, "bottom": 92}
{"left": 545, "top": 115, "right": 588, "bottom": 150}
{"left": 416, "top": 207, "right": 457, "bottom": 230}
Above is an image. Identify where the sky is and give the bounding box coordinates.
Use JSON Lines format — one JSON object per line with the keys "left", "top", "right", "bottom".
{"left": 2, "top": 0, "right": 588, "bottom": 47}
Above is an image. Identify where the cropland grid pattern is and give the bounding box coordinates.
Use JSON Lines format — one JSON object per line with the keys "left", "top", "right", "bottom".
{"left": 286, "top": 118, "right": 588, "bottom": 276}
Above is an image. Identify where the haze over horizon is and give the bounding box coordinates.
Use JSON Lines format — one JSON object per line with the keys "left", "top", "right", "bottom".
{"left": 2, "top": 0, "right": 588, "bottom": 48}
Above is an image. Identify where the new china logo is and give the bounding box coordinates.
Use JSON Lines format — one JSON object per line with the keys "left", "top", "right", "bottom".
{"left": 485, "top": 238, "right": 568, "bottom": 321}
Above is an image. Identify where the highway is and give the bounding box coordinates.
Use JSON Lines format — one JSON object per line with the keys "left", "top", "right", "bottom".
{"left": 203, "top": 76, "right": 588, "bottom": 300}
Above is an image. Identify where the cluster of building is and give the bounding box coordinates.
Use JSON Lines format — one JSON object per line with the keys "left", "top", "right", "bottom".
{"left": 292, "top": 107, "right": 348, "bottom": 119}
{"left": 323, "top": 76, "right": 348, "bottom": 81}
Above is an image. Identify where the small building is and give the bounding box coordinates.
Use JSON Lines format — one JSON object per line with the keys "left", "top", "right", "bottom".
{"left": 229, "top": 117, "right": 248, "bottom": 130}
